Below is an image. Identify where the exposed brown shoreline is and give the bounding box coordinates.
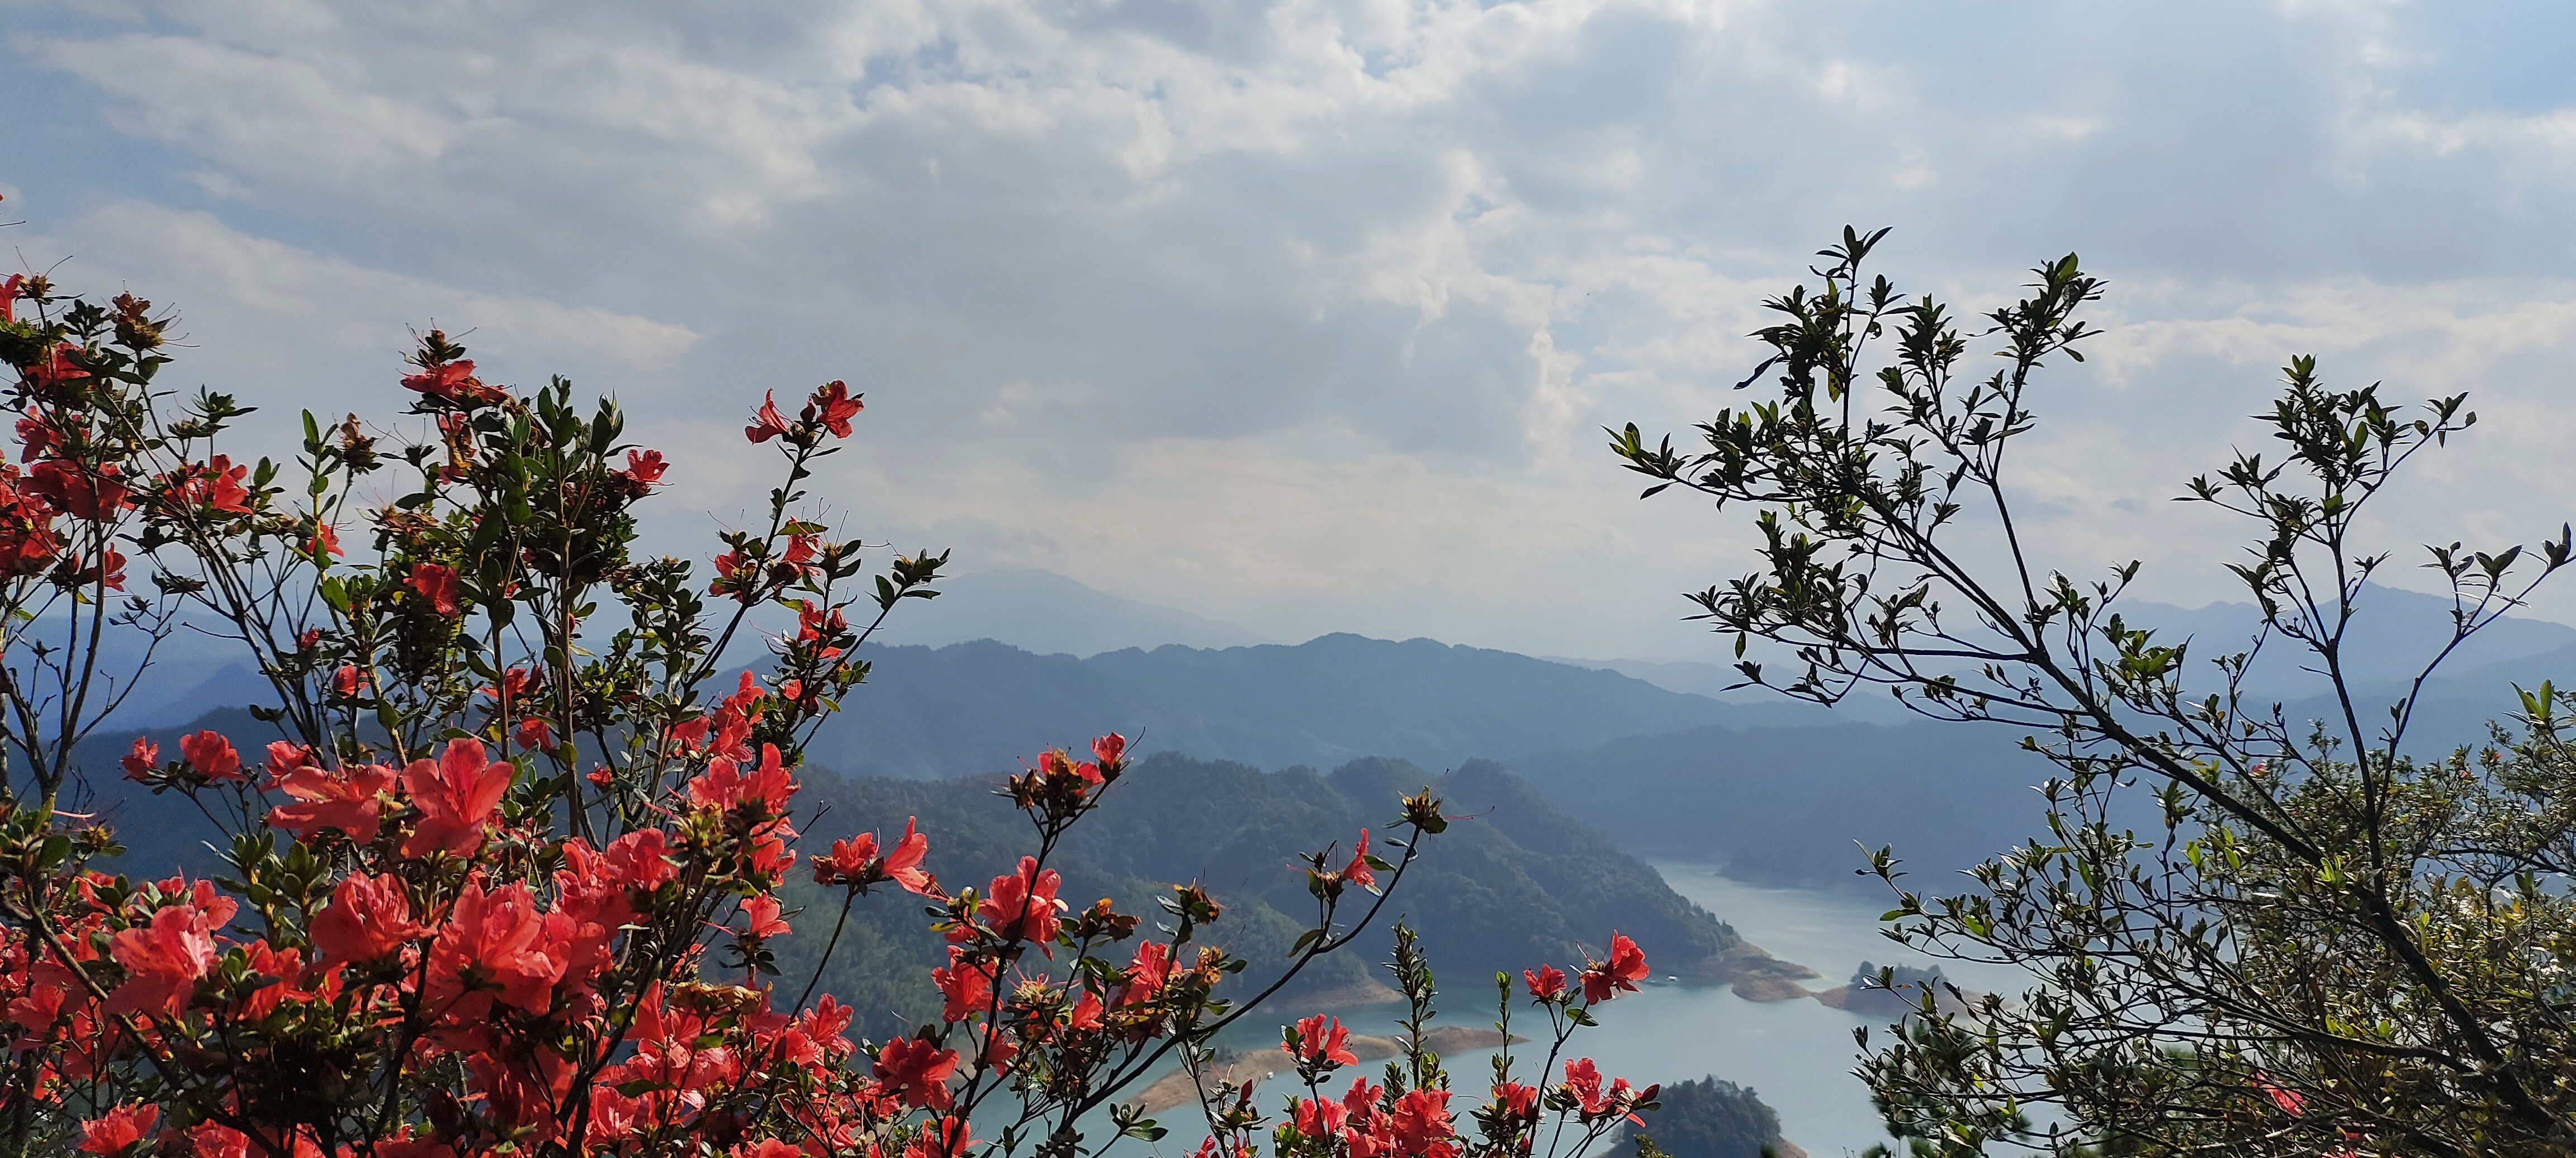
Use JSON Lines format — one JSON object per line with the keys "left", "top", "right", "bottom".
{"left": 1123, "top": 1026, "right": 1526, "bottom": 1114}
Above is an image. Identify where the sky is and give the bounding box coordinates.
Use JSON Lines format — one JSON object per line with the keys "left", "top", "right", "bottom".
{"left": 10, "top": 0, "right": 2576, "bottom": 662}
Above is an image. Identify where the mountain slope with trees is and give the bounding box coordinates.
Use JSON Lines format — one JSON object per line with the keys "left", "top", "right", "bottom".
{"left": 770, "top": 753, "right": 1741, "bottom": 1040}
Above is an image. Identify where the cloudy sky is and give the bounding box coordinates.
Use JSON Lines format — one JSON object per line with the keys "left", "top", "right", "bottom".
{"left": 9, "top": 0, "right": 2576, "bottom": 661}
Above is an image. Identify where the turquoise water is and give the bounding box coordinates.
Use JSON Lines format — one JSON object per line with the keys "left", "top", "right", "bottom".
{"left": 1119, "top": 864, "right": 2028, "bottom": 1158}
{"left": 1623, "top": 863, "right": 2029, "bottom": 1157}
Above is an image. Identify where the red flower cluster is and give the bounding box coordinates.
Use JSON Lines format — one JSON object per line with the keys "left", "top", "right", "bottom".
{"left": 745, "top": 379, "right": 864, "bottom": 447}
{"left": 812, "top": 816, "right": 936, "bottom": 895}
{"left": 399, "top": 347, "right": 507, "bottom": 408}
{"left": 0, "top": 309, "right": 1637, "bottom": 1158}
{"left": 1579, "top": 933, "right": 1649, "bottom": 1004}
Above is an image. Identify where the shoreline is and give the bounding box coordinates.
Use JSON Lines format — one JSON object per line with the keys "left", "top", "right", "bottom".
{"left": 1121, "top": 1026, "right": 1527, "bottom": 1115}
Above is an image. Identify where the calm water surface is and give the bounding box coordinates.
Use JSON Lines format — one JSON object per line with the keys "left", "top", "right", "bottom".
{"left": 1616, "top": 863, "right": 2028, "bottom": 1157}
{"left": 1129, "top": 864, "right": 2025, "bottom": 1158}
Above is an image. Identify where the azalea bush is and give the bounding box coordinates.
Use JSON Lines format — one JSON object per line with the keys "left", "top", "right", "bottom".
{"left": 0, "top": 269, "right": 1662, "bottom": 1158}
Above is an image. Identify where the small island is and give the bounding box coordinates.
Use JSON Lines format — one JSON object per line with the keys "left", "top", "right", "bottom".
{"left": 1812, "top": 961, "right": 1987, "bottom": 1018}
{"left": 1600, "top": 1075, "right": 1803, "bottom": 1158}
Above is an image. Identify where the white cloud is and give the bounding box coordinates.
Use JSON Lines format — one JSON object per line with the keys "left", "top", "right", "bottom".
{"left": 11, "top": 201, "right": 697, "bottom": 431}
{"left": 12, "top": 0, "right": 2576, "bottom": 657}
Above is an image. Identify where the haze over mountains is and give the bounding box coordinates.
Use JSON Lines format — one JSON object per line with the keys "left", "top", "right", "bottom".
{"left": 83, "top": 569, "right": 2576, "bottom": 894}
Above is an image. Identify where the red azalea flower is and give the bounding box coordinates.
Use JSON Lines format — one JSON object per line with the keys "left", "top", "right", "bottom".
{"left": 744, "top": 391, "right": 792, "bottom": 444}
{"left": 1580, "top": 933, "right": 1647, "bottom": 1004}
{"left": 1038, "top": 747, "right": 1104, "bottom": 789}
{"left": 747, "top": 825, "right": 796, "bottom": 881}
{"left": 27, "top": 459, "right": 130, "bottom": 520}
{"left": 406, "top": 562, "right": 462, "bottom": 616}
{"left": 1342, "top": 828, "right": 1378, "bottom": 891}
{"left": 513, "top": 716, "right": 554, "bottom": 751}
{"left": 120, "top": 737, "right": 159, "bottom": 782}
{"left": 187, "top": 1123, "right": 250, "bottom": 1158}
{"left": 931, "top": 946, "right": 996, "bottom": 1022}
{"left": 666, "top": 714, "right": 711, "bottom": 751}
{"left": 804, "top": 379, "right": 862, "bottom": 438}
{"left": 267, "top": 761, "right": 396, "bottom": 843}
{"left": 0, "top": 274, "right": 18, "bottom": 325}
{"left": 1491, "top": 1080, "right": 1540, "bottom": 1122}
{"left": 76, "top": 1104, "right": 157, "bottom": 1155}
{"left": 178, "top": 729, "right": 243, "bottom": 783}
{"left": 262, "top": 740, "right": 319, "bottom": 785}
{"left": 0, "top": 468, "right": 61, "bottom": 567}
{"left": 979, "top": 856, "right": 1066, "bottom": 946}
{"left": 708, "top": 548, "right": 749, "bottom": 596}
{"left": 782, "top": 533, "right": 821, "bottom": 576}
{"left": 425, "top": 879, "right": 564, "bottom": 1018}
{"left": 794, "top": 599, "right": 847, "bottom": 644}
{"left": 333, "top": 663, "right": 368, "bottom": 700}
{"left": 173, "top": 455, "right": 253, "bottom": 514}
{"left": 310, "top": 872, "right": 426, "bottom": 965}
{"left": 401, "top": 359, "right": 484, "bottom": 401}
{"left": 1524, "top": 964, "right": 1566, "bottom": 1002}
{"left": 16, "top": 412, "right": 59, "bottom": 463}
{"left": 1293, "top": 1095, "right": 1349, "bottom": 1140}
{"left": 27, "top": 344, "right": 91, "bottom": 388}
{"left": 401, "top": 737, "right": 514, "bottom": 857}
{"left": 1117, "top": 940, "right": 1172, "bottom": 1008}
{"left": 802, "top": 994, "right": 856, "bottom": 1059}
{"left": 1343, "top": 1074, "right": 1383, "bottom": 1118}
{"left": 734, "top": 896, "right": 790, "bottom": 940}
{"left": 811, "top": 832, "right": 877, "bottom": 886}
{"left": 103, "top": 904, "right": 217, "bottom": 1019}
{"left": 903, "top": 1114, "right": 973, "bottom": 1158}
{"left": 872, "top": 1033, "right": 960, "bottom": 1109}
{"left": 1388, "top": 1088, "right": 1457, "bottom": 1158}
{"left": 484, "top": 665, "right": 537, "bottom": 704}
{"left": 622, "top": 448, "right": 667, "bottom": 486}
{"left": 1560, "top": 1057, "right": 1608, "bottom": 1114}
{"left": 603, "top": 828, "right": 678, "bottom": 891}
{"left": 2256, "top": 1071, "right": 2307, "bottom": 1116}
{"left": 70, "top": 546, "right": 126, "bottom": 591}
{"left": 1288, "top": 1014, "right": 1359, "bottom": 1067}
{"left": 1065, "top": 989, "right": 1105, "bottom": 1032}
{"left": 309, "top": 521, "right": 342, "bottom": 558}
{"left": 684, "top": 743, "right": 797, "bottom": 818}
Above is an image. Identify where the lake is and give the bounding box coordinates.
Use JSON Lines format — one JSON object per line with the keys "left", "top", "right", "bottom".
{"left": 1614, "top": 863, "right": 2028, "bottom": 1156}
{"left": 1133, "top": 863, "right": 2028, "bottom": 1158}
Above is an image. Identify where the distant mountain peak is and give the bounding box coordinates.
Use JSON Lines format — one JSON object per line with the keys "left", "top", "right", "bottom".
{"left": 865, "top": 568, "right": 1273, "bottom": 657}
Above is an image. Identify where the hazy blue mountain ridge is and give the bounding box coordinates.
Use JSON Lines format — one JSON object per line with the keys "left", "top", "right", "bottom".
{"left": 794, "top": 633, "right": 1749, "bottom": 779}
{"left": 860, "top": 567, "right": 1275, "bottom": 655}
{"left": 63, "top": 580, "right": 2576, "bottom": 900}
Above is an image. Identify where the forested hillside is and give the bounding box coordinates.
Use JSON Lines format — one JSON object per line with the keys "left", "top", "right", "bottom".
{"left": 770, "top": 753, "right": 1739, "bottom": 1039}
{"left": 69, "top": 734, "right": 1739, "bottom": 1041}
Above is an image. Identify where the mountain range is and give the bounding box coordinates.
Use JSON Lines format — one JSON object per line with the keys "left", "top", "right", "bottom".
{"left": 70, "top": 572, "right": 2576, "bottom": 895}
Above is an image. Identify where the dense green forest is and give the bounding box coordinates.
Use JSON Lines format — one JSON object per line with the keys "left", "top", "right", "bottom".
{"left": 769, "top": 753, "right": 1739, "bottom": 1039}
{"left": 79, "top": 724, "right": 1737, "bottom": 1042}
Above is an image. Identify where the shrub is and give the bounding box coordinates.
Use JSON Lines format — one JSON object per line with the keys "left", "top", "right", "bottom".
{"left": 0, "top": 270, "right": 1656, "bottom": 1158}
